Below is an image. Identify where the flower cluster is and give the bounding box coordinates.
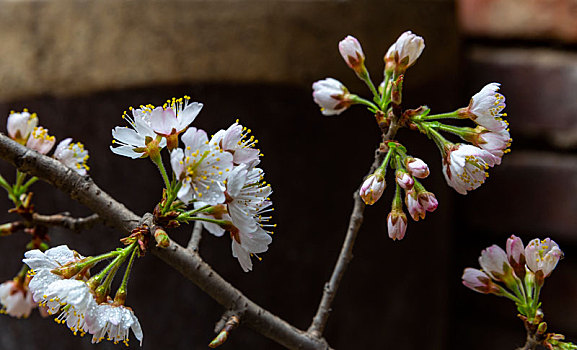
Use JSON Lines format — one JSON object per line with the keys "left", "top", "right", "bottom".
{"left": 6, "top": 110, "right": 90, "bottom": 175}
{"left": 462, "top": 236, "right": 575, "bottom": 349}
{"left": 111, "top": 97, "right": 274, "bottom": 272}
{"left": 24, "top": 245, "right": 143, "bottom": 346}
{"left": 463, "top": 235, "right": 563, "bottom": 318}
{"left": 311, "top": 31, "right": 511, "bottom": 240}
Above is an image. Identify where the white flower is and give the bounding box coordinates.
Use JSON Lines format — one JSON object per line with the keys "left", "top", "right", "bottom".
{"left": 525, "top": 238, "right": 563, "bottom": 278}
{"left": 338, "top": 35, "right": 365, "bottom": 71}
{"left": 476, "top": 124, "right": 511, "bottom": 164}
{"left": 226, "top": 164, "right": 274, "bottom": 272}
{"left": 26, "top": 126, "right": 56, "bottom": 154}
{"left": 7, "top": 110, "right": 38, "bottom": 145}
{"left": 464, "top": 83, "right": 507, "bottom": 132}
{"left": 54, "top": 138, "right": 90, "bottom": 175}
{"left": 150, "top": 96, "right": 202, "bottom": 137}
{"left": 111, "top": 107, "right": 166, "bottom": 159}
{"left": 0, "top": 280, "right": 36, "bottom": 318}
{"left": 385, "top": 31, "right": 425, "bottom": 69}
{"left": 442, "top": 144, "right": 498, "bottom": 195}
{"left": 312, "top": 78, "right": 353, "bottom": 116}
{"left": 211, "top": 121, "right": 260, "bottom": 165}
{"left": 88, "top": 303, "right": 143, "bottom": 346}
{"left": 170, "top": 127, "right": 233, "bottom": 205}
{"left": 45, "top": 279, "right": 96, "bottom": 336}
{"left": 23, "top": 245, "right": 82, "bottom": 302}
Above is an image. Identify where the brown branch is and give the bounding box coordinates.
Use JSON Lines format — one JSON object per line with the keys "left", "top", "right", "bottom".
{"left": 308, "top": 120, "right": 401, "bottom": 337}
{"left": 188, "top": 220, "right": 203, "bottom": 251}
{"left": 0, "top": 133, "right": 330, "bottom": 350}
{"left": 31, "top": 213, "right": 100, "bottom": 232}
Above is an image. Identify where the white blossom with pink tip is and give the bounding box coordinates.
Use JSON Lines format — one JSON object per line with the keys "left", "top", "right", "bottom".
{"left": 442, "top": 144, "right": 498, "bottom": 195}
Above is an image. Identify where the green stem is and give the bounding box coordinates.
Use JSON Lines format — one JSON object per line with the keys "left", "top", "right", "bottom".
{"left": 14, "top": 170, "right": 26, "bottom": 195}
{"left": 151, "top": 156, "right": 171, "bottom": 190}
{"left": 415, "top": 110, "right": 460, "bottom": 121}
{"left": 378, "top": 147, "right": 395, "bottom": 173}
{"left": 392, "top": 183, "right": 403, "bottom": 211}
{"left": 116, "top": 244, "right": 138, "bottom": 299}
{"left": 380, "top": 73, "right": 392, "bottom": 110}
{"left": 0, "top": 173, "right": 13, "bottom": 194}
{"left": 20, "top": 177, "right": 38, "bottom": 192}
{"left": 497, "top": 285, "right": 521, "bottom": 303}
{"left": 185, "top": 217, "right": 229, "bottom": 226}
{"left": 350, "top": 95, "right": 380, "bottom": 112}
{"left": 162, "top": 180, "right": 182, "bottom": 215}
{"left": 416, "top": 123, "right": 451, "bottom": 158}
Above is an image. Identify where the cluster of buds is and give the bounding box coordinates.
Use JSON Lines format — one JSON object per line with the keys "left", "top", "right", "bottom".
{"left": 360, "top": 142, "right": 438, "bottom": 240}
{"left": 111, "top": 97, "right": 274, "bottom": 272}
{"left": 462, "top": 236, "right": 574, "bottom": 349}
{"left": 312, "top": 31, "right": 511, "bottom": 240}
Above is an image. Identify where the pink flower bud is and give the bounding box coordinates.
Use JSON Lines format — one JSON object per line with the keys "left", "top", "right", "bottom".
{"left": 405, "top": 157, "right": 429, "bottom": 178}
{"left": 525, "top": 238, "right": 563, "bottom": 279}
{"left": 506, "top": 235, "right": 526, "bottom": 278}
{"left": 395, "top": 170, "right": 414, "bottom": 190}
{"left": 478, "top": 244, "right": 512, "bottom": 282}
{"left": 417, "top": 192, "right": 438, "bottom": 212}
{"left": 338, "top": 35, "right": 365, "bottom": 73}
{"left": 462, "top": 268, "right": 501, "bottom": 295}
{"left": 405, "top": 189, "right": 425, "bottom": 221}
{"left": 359, "top": 173, "right": 386, "bottom": 205}
{"left": 387, "top": 210, "right": 407, "bottom": 241}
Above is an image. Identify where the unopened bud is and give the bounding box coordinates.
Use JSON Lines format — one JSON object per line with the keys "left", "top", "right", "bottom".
{"left": 154, "top": 227, "right": 170, "bottom": 248}
{"left": 462, "top": 268, "right": 501, "bottom": 295}
{"left": 387, "top": 209, "right": 407, "bottom": 241}
{"left": 405, "top": 189, "right": 425, "bottom": 221}
{"left": 506, "top": 235, "right": 526, "bottom": 279}
{"left": 537, "top": 322, "right": 548, "bottom": 335}
{"left": 405, "top": 157, "right": 429, "bottom": 178}
{"left": 338, "top": 35, "right": 366, "bottom": 74}
{"left": 417, "top": 191, "right": 438, "bottom": 212}
{"left": 395, "top": 170, "right": 414, "bottom": 190}
{"left": 359, "top": 172, "right": 386, "bottom": 205}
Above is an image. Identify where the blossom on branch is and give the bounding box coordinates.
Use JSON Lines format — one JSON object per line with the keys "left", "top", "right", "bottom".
{"left": 525, "top": 238, "right": 563, "bottom": 279}
{"left": 54, "top": 138, "right": 90, "bottom": 175}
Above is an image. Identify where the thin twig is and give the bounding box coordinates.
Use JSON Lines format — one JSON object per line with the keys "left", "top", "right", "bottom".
{"left": 307, "top": 120, "right": 401, "bottom": 338}
{"left": 0, "top": 133, "right": 330, "bottom": 350}
{"left": 188, "top": 221, "right": 203, "bottom": 251}
{"left": 31, "top": 213, "right": 100, "bottom": 232}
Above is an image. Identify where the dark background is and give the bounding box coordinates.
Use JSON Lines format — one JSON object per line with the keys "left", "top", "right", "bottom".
{"left": 0, "top": 1, "right": 576, "bottom": 349}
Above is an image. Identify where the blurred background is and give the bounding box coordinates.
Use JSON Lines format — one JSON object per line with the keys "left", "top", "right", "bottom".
{"left": 0, "top": 0, "right": 575, "bottom": 349}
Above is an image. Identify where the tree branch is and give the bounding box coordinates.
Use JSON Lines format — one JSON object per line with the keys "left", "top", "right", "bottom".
{"left": 188, "top": 221, "right": 203, "bottom": 251}
{"left": 0, "top": 134, "right": 330, "bottom": 350}
{"left": 308, "top": 120, "right": 401, "bottom": 337}
{"left": 31, "top": 213, "right": 100, "bottom": 232}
